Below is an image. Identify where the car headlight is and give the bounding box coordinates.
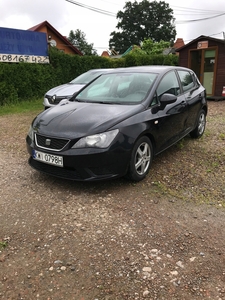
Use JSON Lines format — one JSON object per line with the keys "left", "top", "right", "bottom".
{"left": 28, "top": 125, "right": 34, "bottom": 141}
{"left": 73, "top": 129, "right": 119, "bottom": 149}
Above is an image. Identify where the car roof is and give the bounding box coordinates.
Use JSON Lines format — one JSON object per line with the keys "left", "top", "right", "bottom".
{"left": 86, "top": 68, "right": 114, "bottom": 74}
{"left": 103, "top": 65, "right": 192, "bottom": 74}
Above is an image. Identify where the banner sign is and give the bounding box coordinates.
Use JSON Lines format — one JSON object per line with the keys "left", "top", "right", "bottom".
{"left": 0, "top": 27, "right": 49, "bottom": 63}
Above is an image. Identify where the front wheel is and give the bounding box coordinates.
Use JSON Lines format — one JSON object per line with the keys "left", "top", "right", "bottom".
{"left": 126, "top": 136, "right": 153, "bottom": 182}
{"left": 190, "top": 109, "right": 206, "bottom": 138}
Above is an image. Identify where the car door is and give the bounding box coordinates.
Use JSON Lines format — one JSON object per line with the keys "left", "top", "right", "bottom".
{"left": 177, "top": 70, "right": 204, "bottom": 130}
{"left": 151, "top": 70, "right": 189, "bottom": 153}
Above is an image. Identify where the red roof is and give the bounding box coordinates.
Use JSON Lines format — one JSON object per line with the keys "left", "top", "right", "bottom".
{"left": 101, "top": 51, "right": 110, "bottom": 57}
{"left": 28, "top": 20, "right": 83, "bottom": 56}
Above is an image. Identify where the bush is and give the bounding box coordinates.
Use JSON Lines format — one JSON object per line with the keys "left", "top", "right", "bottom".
{"left": 0, "top": 47, "right": 178, "bottom": 105}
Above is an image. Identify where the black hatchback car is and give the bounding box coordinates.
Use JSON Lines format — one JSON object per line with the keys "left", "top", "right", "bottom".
{"left": 26, "top": 66, "right": 207, "bottom": 182}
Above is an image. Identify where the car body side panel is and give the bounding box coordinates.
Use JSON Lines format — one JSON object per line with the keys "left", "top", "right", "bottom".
{"left": 185, "top": 86, "right": 207, "bottom": 129}
{"left": 152, "top": 95, "right": 188, "bottom": 152}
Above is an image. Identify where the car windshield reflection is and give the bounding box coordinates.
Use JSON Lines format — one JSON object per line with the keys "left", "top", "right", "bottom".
{"left": 76, "top": 72, "right": 157, "bottom": 104}
{"left": 70, "top": 71, "right": 102, "bottom": 84}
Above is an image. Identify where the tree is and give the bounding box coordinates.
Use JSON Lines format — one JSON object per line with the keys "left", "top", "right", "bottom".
{"left": 109, "top": 0, "right": 176, "bottom": 54}
{"left": 68, "top": 29, "right": 97, "bottom": 56}
{"left": 132, "top": 39, "right": 171, "bottom": 55}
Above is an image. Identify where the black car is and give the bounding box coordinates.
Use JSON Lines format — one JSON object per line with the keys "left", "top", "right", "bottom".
{"left": 26, "top": 66, "right": 207, "bottom": 182}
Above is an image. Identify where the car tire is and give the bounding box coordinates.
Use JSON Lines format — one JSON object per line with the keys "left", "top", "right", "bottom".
{"left": 126, "top": 136, "right": 153, "bottom": 182}
{"left": 190, "top": 109, "right": 206, "bottom": 138}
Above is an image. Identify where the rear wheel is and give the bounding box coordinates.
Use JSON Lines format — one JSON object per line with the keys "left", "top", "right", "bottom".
{"left": 190, "top": 109, "right": 206, "bottom": 138}
{"left": 126, "top": 136, "right": 153, "bottom": 181}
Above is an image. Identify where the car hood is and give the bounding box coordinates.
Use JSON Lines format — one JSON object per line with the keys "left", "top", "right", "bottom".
{"left": 45, "top": 83, "right": 85, "bottom": 97}
{"left": 33, "top": 100, "right": 144, "bottom": 138}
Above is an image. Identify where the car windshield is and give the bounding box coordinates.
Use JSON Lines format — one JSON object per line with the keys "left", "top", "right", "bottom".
{"left": 75, "top": 72, "right": 157, "bottom": 104}
{"left": 70, "top": 71, "right": 104, "bottom": 84}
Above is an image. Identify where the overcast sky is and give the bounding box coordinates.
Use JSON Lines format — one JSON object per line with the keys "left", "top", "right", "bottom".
{"left": 0, "top": 0, "right": 225, "bottom": 54}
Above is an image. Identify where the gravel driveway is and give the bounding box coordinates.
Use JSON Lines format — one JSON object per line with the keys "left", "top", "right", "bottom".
{"left": 0, "top": 101, "right": 225, "bottom": 300}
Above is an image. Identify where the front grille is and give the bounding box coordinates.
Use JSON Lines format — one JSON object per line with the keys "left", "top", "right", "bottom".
{"left": 35, "top": 134, "right": 70, "bottom": 151}
{"left": 46, "top": 95, "right": 67, "bottom": 105}
{"left": 29, "top": 157, "right": 83, "bottom": 180}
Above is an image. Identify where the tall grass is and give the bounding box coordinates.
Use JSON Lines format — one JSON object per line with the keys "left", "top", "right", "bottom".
{"left": 0, "top": 99, "right": 43, "bottom": 116}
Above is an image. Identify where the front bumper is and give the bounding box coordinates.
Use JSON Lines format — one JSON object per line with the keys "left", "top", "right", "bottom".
{"left": 26, "top": 141, "right": 131, "bottom": 181}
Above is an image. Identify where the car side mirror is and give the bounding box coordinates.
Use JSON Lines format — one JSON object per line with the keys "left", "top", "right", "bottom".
{"left": 160, "top": 93, "right": 177, "bottom": 105}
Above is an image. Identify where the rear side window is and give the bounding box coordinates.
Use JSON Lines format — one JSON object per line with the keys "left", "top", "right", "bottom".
{"left": 177, "top": 70, "right": 195, "bottom": 92}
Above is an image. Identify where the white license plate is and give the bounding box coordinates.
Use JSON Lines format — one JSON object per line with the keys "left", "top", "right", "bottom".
{"left": 32, "top": 150, "right": 63, "bottom": 167}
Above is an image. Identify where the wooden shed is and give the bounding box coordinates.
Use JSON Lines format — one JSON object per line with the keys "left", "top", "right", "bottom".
{"left": 176, "top": 35, "right": 225, "bottom": 98}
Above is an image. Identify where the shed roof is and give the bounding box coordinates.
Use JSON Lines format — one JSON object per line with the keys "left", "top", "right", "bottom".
{"left": 176, "top": 35, "right": 225, "bottom": 52}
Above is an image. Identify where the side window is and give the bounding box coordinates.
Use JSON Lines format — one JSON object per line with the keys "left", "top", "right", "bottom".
{"left": 178, "top": 70, "right": 195, "bottom": 92}
{"left": 156, "top": 71, "right": 180, "bottom": 101}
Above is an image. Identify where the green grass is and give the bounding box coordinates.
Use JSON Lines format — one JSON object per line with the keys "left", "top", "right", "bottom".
{"left": 0, "top": 99, "right": 43, "bottom": 116}
{"left": 0, "top": 241, "right": 8, "bottom": 250}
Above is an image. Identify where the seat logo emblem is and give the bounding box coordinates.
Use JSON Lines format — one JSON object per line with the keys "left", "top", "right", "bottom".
{"left": 45, "top": 139, "right": 51, "bottom": 146}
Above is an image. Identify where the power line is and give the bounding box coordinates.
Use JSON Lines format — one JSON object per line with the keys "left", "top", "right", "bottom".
{"left": 94, "top": 30, "right": 225, "bottom": 51}
{"left": 183, "top": 31, "right": 224, "bottom": 44}
{"left": 172, "top": 5, "right": 223, "bottom": 13}
{"left": 65, "top": 0, "right": 225, "bottom": 24}
{"left": 65, "top": 0, "right": 116, "bottom": 17}
{"left": 175, "top": 12, "right": 225, "bottom": 24}
{"left": 175, "top": 11, "right": 223, "bottom": 16}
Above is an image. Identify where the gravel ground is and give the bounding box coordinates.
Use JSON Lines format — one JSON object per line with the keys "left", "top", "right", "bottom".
{"left": 0, "top": 101, "right": 225, "bottom": 300}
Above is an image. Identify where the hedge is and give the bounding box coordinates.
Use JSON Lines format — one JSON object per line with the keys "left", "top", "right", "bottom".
{"left": 0, "top": 47, "right": 178, "bottom": 106}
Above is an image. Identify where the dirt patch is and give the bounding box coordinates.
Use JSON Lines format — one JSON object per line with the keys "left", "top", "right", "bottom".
{"left": 0, "top": 101, "right": 225, "bottom": 300}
